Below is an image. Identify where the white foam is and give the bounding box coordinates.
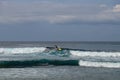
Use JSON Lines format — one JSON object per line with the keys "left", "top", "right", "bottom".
{"left": 70, "top": 51, "right": 120, "bottom": 57}
{"left": 79, "top": 60, "right": 120, "bottom": 68}
{"left": 0, "top": 47, "right": 46, "bottom": 54}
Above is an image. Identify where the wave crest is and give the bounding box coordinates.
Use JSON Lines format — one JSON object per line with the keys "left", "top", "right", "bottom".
{"left": 79, "top": 60, "right": 120, "bottom": 68}
{"left": 0, "top": 47, "right": 46, "bottom": 54}
{"left": 70, "top": 51, "right": 120, "bottom": 57}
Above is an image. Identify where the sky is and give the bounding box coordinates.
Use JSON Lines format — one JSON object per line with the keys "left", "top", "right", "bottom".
{"left": 0, "top": 0, "right": 120, "bottom": 41}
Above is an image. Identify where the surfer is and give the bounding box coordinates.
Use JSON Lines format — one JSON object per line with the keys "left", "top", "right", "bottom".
{"left": 54, "top": 45, "right": 62, "bottom": 51}
{"left": 45, "top": 45, "right": 62, "bottom": 52}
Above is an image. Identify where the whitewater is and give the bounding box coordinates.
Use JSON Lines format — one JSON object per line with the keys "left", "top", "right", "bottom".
{"left": 0, "top": 47, "right": 46, "bottom": 54}
{"left": 0, "top": 44, "right": 120, "bottom": 68}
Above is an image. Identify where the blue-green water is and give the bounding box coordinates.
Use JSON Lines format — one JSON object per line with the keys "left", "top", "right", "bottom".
{"left": 0, "top": 41, "right": 120, "bottom": 80}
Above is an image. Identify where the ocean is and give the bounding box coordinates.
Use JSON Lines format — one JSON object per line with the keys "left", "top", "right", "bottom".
{"left": 0, "top": 41, "right": 120, "bottom": 80}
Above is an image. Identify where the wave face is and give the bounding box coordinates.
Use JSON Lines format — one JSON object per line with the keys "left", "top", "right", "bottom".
{"left": 0, "top": 60, "right": 79, "bottom": 68}
{"left": 0, "top": 47, "right": 120, "bottom": 68}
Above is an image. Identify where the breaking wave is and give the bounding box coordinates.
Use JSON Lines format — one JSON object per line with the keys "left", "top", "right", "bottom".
{"left": 0, "top": 47, "right": 120, "bottom": 68}
{"left": 0, "top": 47, "right": 46, "bottom": 54}
{"left": 79, "top": 60, "right": 120, "bottom": 68}
{"left": 70, "top": 51, "right": 120, "bottom": 57}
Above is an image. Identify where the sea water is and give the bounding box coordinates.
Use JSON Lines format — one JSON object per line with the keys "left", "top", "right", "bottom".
{"left": 0, "top": 41, "right": 120, "bottom": 80}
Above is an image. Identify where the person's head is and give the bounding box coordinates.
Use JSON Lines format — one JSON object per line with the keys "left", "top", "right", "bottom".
{"left": 54, "top": 45, "right": 58, "bottom": 48}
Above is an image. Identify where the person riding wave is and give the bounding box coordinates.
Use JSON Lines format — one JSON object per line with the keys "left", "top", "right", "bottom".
{"left": 54, "top": 45, "right": 62, "bottom": 51}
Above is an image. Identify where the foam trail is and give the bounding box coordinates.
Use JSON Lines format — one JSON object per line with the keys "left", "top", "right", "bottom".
{"left": 0, "top": 47, "right": 46, "bottom": 54}
{"left": 70, "top": 51, "right": 120, "bottom": 57}
{"left": 79, "top": 60, "right": 120, "bottom": 68}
